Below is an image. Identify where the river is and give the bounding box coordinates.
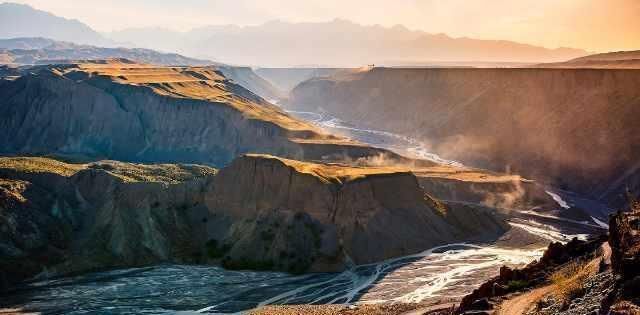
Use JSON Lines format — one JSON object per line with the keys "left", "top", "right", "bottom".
{"left": 1, "top": 108, "right": 594, "bottom": 314}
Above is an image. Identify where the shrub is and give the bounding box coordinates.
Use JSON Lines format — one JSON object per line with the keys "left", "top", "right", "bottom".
{"left": 506, "top": 280, "right": 530, "bottom": 291}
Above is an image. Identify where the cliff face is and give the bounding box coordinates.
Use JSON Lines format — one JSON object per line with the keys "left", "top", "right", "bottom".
{"left": 288, "top": 68, "right": 640, "bottom": 205}
{"left": 206, "top": 155, "right": 509, "bottom": 270}
{"left": 0, "top": 157, "right": 217, "bottom": 290}
{"left": 0, "top": 61, "right": 396, "bottom": 166}
{"left": 0, "top": 155, "right": 514, "bottom": 290}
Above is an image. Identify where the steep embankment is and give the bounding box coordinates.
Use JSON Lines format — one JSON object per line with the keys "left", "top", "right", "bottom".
{"left": 0, "top": 155, "right": 516, "bottom": 291}
{"left": 0, "top": 60, "right": 397, "bottom": 166}
{"left": 288, "top": 68, "right": 640, "bottom": 206}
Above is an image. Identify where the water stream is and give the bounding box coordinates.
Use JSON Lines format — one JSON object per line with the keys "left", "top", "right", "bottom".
{"left": 1, "top": 107, "right": 593, "bottom": 314}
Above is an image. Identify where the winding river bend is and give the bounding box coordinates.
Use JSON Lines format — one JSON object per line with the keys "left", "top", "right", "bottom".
{"left": 2, "top": 107, "right": 595, "bottom": 315}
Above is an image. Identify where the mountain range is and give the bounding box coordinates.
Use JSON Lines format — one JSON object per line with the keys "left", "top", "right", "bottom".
{"left": 0, "top": 2, "right": 589, "bottom": 67}
{"left": 0, "top": 2, "right": 113, "bottom": 47}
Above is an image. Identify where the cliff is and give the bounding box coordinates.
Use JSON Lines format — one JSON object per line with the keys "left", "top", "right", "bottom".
{"left": 0, "top": 60, "right": 399, "bottom": 166}
{"left": 0, "top": 155, "right": 517, "bottom": 291}
{"left": 288, "top": 67, "right": 640, "bottom": 206}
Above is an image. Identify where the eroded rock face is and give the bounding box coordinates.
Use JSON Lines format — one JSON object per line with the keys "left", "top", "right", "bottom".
{"left": 0, "top": 61, "right": 397, "bottom": 166}
{"left": 609, "top": 204, "right": 640, "bottom": 280}
{"left": 287, "top": 68, "right": 640, "bottom": 206}
{"left": 0, "top": 157, "right": 217, "bottom": 290}
{"left": 205, "top": 154, "right": 510, "bottom": 271}
{"left": 609, "top": 204, "right": 640, "bottom": 309}
{"left": 0, "top": 155, "right": 512, "bottom": 290}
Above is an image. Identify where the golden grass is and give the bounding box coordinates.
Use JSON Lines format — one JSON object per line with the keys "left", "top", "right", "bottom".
{"left": 88, "top": 161, "right": 217, "bottom": 183}
{"left": 549, "top": 259, "right": 598, "bottom": 303}
{"left": 245, "top": 154, "right": 522, "bottom": 185}
{"left": 0, "top": 156, "right": 216, "bottom": 183}
{"left": 0, "top": 157, "right": 85, "bottom": 176}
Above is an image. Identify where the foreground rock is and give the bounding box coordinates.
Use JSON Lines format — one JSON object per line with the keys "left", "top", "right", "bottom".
{"left": 452, "top": 202, "right": 640, "bottom": 315}
{"left": 0, "top": 155, "right": 519, "bottom": 291}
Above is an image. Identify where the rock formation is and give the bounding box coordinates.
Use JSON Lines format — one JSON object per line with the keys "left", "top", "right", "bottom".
{"left": 287, "top": 67, "right": 640, "bottom": 206}
{"left": 454, "top": 203, "right": 640, "bottom": 315}
{"left": 0, "top": 60, "right": 397, "bottom": 166}
{"left": 0, "top": 155, "right": 516, "bottom": 291}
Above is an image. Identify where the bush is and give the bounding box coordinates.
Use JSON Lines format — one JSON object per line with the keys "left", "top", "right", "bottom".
{"left": 506, "top": 280, "right": 530, "bottom": 291}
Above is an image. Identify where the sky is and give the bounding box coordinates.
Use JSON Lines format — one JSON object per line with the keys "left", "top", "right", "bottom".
{"left": 10, "top": 0, "right": 640, "bottom": 52}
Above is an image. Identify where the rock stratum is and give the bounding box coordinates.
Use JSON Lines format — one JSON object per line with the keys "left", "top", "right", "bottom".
{"left": 287, "top": 67, "right": 640, "bottom": 206}
{"left": 0, "top": 60, "right": 397, "bottom": 166}
{"left": 0, "top": 155, "right": 528, "bottom": 291}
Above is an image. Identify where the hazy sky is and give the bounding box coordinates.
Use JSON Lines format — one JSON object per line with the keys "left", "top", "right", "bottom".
{"left": 10, "top": 0, "right": 640, "bottom": 52}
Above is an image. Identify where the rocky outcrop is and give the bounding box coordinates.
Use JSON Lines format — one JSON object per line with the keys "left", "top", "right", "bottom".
{"left": 457, "top": 236, "right": 606, "bottom": 313}
{"left": 0, "top": 157, "right": 217, "bottom": 291}
{"left": 609, "top": 204, "right": 640, "bottom": 280}
{"left": 287, "top": 67, "right": 640, "bottom": 206}
{"left": 0, "top": 61, "right": 399, "bottom": 167}
{"left": 608, "top": 204, "right": 640, "bottom": 312}
{"left": 0, "top": 155, "right": 513, "bottom": 291}
{"left": 206, "top": 155, "right": 509, "bottom": 271}
{"left": 455, "top": 203, "right": 640, "bottom": 315}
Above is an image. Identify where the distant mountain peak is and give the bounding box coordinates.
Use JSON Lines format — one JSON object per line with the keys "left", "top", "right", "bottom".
{"left": 0, "top": 2, "right": 114, "bottom": 46}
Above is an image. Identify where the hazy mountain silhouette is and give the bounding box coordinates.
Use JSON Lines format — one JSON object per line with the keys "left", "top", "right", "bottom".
{"left": 110, "top": 19, "right": 588, "bottom": 67}
{"left": 0, "top": 2, "right": 113, "bottom": 46}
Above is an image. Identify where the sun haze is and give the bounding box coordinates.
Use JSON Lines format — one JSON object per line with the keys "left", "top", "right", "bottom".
{"left": 8, "top": 0, "right": 640, "bottom": 52}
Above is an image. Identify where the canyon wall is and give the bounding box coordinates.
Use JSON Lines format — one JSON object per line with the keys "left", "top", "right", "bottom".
{"left": 0, "top": 155, "right": 513, "bottom": 290}
{"left": 0, "top": 62, "right": 398, "bottom": 167}
{"left": 288, "top": 68, "right": 640, "bottom": 205}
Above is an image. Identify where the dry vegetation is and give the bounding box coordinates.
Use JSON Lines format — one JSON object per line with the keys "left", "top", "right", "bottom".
{"left": 549, "top": 259, "right": 598, "bottom": 304}
{"left": 88, "top": 161, "right": 217, "bottom": 183}
{"left": 0, "top": 157, "right": 85, "bottom": 176}
{"left": 0, "top": 156, "right": 217, "bottom": 183}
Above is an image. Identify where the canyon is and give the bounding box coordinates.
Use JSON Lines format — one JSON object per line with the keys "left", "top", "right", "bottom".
{"left": 0, "top": 4, "right": 637, "bottom": 312}
{"left": 286, "top": 66, "right": 640, "bottom": 208}
{"left": 0, "top": 60, "right": 567, "bottom": 294}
